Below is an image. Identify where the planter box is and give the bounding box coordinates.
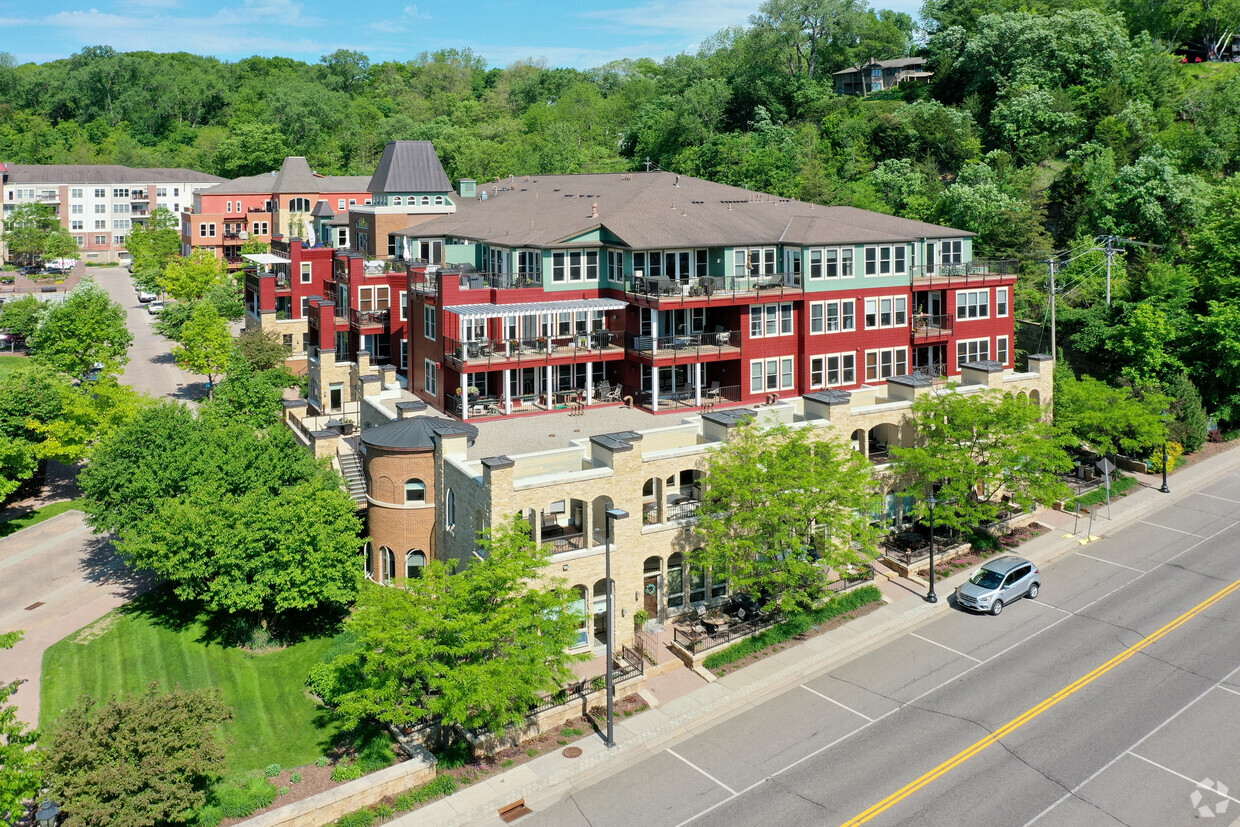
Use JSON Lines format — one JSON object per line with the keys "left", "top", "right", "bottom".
{"left": 883, "top": 541, "right": 971, "bottom": 578}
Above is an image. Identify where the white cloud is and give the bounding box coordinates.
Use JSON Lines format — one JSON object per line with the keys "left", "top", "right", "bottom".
{"left": 117, "top": 0, "right": 181, "bottom": 9}
{"left": 581, "top": 0, "right": 754, "bottom": 35}
{"left": 403, "top": 4, "right": 431, "bottom": 20}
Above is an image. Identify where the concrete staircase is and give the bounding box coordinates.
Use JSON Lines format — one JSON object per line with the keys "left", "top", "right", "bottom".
{"left": 337, "top": 451, "right": 367, "bottom": 507}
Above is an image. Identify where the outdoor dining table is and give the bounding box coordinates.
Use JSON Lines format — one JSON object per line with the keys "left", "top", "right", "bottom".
{"left": 700, "top": 614, "right": 729, "bottom": 635}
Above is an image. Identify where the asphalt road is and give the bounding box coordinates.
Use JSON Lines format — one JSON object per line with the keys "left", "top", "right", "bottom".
{"left": 89, "top": 264, "right": 205, "bottom": 402}
{"left": 527, "top": 472, "right": 1240, "bottom": 827}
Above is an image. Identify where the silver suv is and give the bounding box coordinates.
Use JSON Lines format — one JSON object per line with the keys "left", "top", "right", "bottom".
{"left": 955, "top": 556, "right": 1040, "bottom": 616}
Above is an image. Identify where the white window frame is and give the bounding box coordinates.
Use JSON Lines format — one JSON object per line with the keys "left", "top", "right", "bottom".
{"left": 399, "top": 291, "right": 408, "bottom": 321}
{"left": 810, "top": 302, "right": 825, "bottom": 334}
{"left": 423, "top": 305, "right": 436, "bottom": 340}
{"left": 996, "top": 335, "right": 1009, "bottom": 365}
{"left": 864, "top": 347, "right": 908, "bottom": 382}
{"left": 300, "top": 262, "right": 312, "bottom": 283}
{"left": 424, "top": 359, "right": 438, "bottom": 395}
{"left": 810, "top": 352, "right": 857, "bottom": 388}
{"left": 956, "top": 289, "right": 989, "bottom": 320}
{"left": 749, "top": 357, "right": 795, "bottom": 393}
{"left": 941, "top": 239, "right": 963, "bottom": 265}
{"left": 749, "top": 302, "right": 794, "bottom": 338}
{"left": 957, "top": 338, "right": 990, "bottom": 366}
{"left": 996, "top": 287, "right": 1009, "bottom": 317}
{"left": 733, "top": 247, "right": 777, "bottom": 277}
{"left": 864, "top": 295, "right": 907, "bottom": 329}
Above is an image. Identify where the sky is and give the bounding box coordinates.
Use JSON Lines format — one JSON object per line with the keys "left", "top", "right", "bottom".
{"left": 0, "top": 0, "right": 923, "bottom": 70}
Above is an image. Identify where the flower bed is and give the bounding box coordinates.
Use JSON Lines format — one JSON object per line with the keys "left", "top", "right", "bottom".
{"left": 915, "top": 523, "right": 1047, "bottom": 581}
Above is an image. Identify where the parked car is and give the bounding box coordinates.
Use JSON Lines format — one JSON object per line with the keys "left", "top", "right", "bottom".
{"left": 85, "top": 362, "right": 104, "bottom": 383}
{"left": 18, "top": 265, "right": 40, "bottom": 276}
{"left": 137, "top": 290, "right": 157, "bottom": 303}
{"left": 147, "top": 300, "right": 165, "bottom": 315}
{"left": 955, "top": 556, "right": 1040, "bottom": 616}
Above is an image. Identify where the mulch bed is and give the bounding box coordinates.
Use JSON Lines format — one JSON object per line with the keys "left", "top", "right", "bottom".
{"left": 439, "top": 693, "right": 650, "bottom": 786}
{"left": 915, "top": 523, "right": 1048, "bottom": 581}
{"left": 708, "top": 599, "right": 884, "bottom": 677}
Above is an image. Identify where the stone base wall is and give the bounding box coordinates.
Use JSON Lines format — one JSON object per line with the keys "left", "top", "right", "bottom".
{"left": 239, "top": 745, "right": 437, "bottom": 827}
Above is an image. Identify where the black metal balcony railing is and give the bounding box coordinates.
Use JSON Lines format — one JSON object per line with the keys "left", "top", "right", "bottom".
{"left": 444, "top": 330, "right": 623, "bottom": 368}
{"left": 350, "top": 308, "right": 390, "bottom": 328}
{"left": 626, "top": 272, "right": 803, "bottom": 301}
{"left": 625, "top": 330, "right": 740, "bottom": 358}
{"left": 911, "top": 312, "right": 953, "bottom": 340}
{"left": 911, "top": 259, "right": 1018, "bottom": 282}
{"left": 546, "top": 532, "right": 588, "bottom": 554}
{"left": 665, "top": 500, "right": 702, "bottom": 522}
{"left": 912, "top": 361, "right": 949, "bottom": 379}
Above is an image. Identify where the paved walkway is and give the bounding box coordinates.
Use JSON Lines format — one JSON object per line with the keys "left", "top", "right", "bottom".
{"left": 393, "top": 440, "right": 1240, "bottom": 827}
{"left": 0, "top": 511, "right": 141, "bottom": 727}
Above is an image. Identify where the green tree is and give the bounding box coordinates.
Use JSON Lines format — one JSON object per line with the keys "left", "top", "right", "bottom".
{"left": 235, "top": 328, "right": 291, "bottom": 371}
{"left": 45, "top": 682, "right": 231, "bottom": 827}
{"left": 171, "top": 302, "right": 232, "bottom": 397}
{"left": 1, "top": 203, "right": 76, "bottom": 265}
{"left": 694, "top": 420, "right": 883, "bottom": 613}
{"left": 1053, "top": 369, "right": 1169, "bottom": 456}
{"left": 124, "top": 207, "right": 180, "bottom": 293}
{"left": 1107, "top": 300, "right": 1185, "bottom": 386}
{"left": 750, "top": 0, "right": 868, "bottom": 79}
{"left": 0, "top": 296, "right": 45, "bottom": 342}
{"left": 211, "top": 121, "right": 291, "bottom": 179}
{"left": 308, "top": 515, "right": 582, "bottom": 734}
{"left": 119, "top": 481, "right": 363, "bottom": 622}
{"left": 890, "top": 386, "right": 1074, "bottom": 536}
{"left": 0, "top": 436, "right": 38, "bottom": 503}
{"left": 0, "top": 675, "right": 43, "bottom": 827}
{"left": 27, "top": 378, "right": 148, "bottom": 464}
{"left": 1191, "top": 300, "right": 1240, "bottom": 425}
{"left": 1162, "top": 373, "right": 1208, "bottom": 454}
{"left": 28, "top": 279, "right": 132, "bottom": 381}
{"left": 160, "top": 249, "right": 230, "bottom": 303}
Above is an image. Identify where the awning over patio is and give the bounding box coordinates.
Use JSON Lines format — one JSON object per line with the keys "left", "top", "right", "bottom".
{"left": 242, "top": 253, "right": 292, "bottom": 265}
{"left": 443, "top": 298, "right": 627, "bottom": 320}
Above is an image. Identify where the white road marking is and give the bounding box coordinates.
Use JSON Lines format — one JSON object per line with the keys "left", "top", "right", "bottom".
{"left": 1023, "top": 660, "right": 1240, "bottom": 826}
{"left": 1075, "top": 552, "right": 1146, "bottom": 573}
{"left": 1197, "top": 492, "right": 1240, "bottom": 506}
{"left": 800, "top": 684, "right": 875, "bottom": 721}
{"left": 1139, "top": 520, "right": 1203, "bottom": 537}
{"left": 667, "top": 748, "right": 737, "bottom": 795}
{"left": 1128, "top": 751, "right": 1240, "bottom": 807}
{"left": 909, "top": 632, "right": 982, "bottom": 663}
{"left": 1215, "top": 684, "right": 1240, "bottom": 699}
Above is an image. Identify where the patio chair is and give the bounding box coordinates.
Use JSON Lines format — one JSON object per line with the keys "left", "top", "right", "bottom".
{"left": 604, "top": 384, "right": 622, "bottom": 402}
{"left": 705, "top": 380, "right": 721, "bottom": 401}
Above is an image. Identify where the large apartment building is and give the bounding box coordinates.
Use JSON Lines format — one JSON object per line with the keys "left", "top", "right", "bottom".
{"left": 0, "top": 163, "right": 224, "bottom": 264}
{"left": 182, "top": 155, "right": 372, "bottom": 269}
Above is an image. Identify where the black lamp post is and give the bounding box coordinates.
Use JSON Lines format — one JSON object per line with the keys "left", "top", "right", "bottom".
{"left": 1160, "top": 411, "right": 1171, "bottom": 494}
{"left": 926, "top": 493, "right": 938, "bottom": 604}
{"left": 603, "top": 507, "right": 628, "bottom": 749}
{"left": 35, "top": 799, "right": 59, "bottom": 827}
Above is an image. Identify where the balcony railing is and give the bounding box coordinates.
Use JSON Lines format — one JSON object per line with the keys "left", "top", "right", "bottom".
{"left": 350, "top": 308, "right": 390, "bottom": 328}
{"left": 911, "top": 260, "right": 1018, "bottom": 282}
{"left": 911, "top": 312, "right": 953, "bottom": 340}
{"left": 665, "top": 499, "right": 702, "bottom": 522}
{"left": 626, "top": 272, "right": 803, "bottom": 301}
{"left": 625, "top": 330, "right": 740, "bottom": 359}
{"left": 130, "top": 191, "right": 149, "bottom": 201}
{"left": 444, "top": 330, "right": 623, "bottom": 368}
{"left": 912, "top": 361, "right": 949, "bottom": 380}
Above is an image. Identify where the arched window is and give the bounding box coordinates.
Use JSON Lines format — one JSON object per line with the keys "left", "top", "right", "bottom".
{"left": 392, "top": 196, "right": 402, "bottom": 206}
{"left": 288, "top": 197, "right": 310, "bottom": 212}
{"left": 421, "top": 196, "right": 430, "bottom": 206}
{"left": 405, "top": 479, "right": 426, "bottom": 503}
{"left": 434, "top": 195, "right": 444, "bottom": 205}
{"left": 363, "top": 543, "right": 374, "bottom": 580}
{"left": 405, "top": 550, "right": 426, "bottom": 579}
{"left": 380, "top": 546, "right": 395, "bottom": 584}
{"left": 446, "top": 489, "right": 456, "bottom": 529}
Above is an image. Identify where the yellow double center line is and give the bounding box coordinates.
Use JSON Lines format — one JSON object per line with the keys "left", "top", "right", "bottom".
{"left": 841, "top": 575, "right": 1240, "bottom": 826}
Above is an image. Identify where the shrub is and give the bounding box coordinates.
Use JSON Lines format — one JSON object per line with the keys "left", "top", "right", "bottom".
{"left": 334, "top": 809, "right": 376, "bottom": 827}
{"left": 1147, "top": 441, "right": 1184, "bottom": 473}
{"left": 590, "top": 675, "right": 605, "bottom": 691}
{"left": 375, "top": 804, "right": 395, "bottom": 819}
{"left": 315, "top": 756, "right": 331, "bottom": 767}
{"left": 215, "top": 776, "right": 278, "bottom": 818}
{"left": 290, "top": 772, "right": 303, "bottom": 784}
{"left": 264, "top": 763, "right": 282, "bottom": 777}
{"left": 703, "top": 586, "right": 883, "bottom": 670}
{"left": 194, "top": 804, "right": 224, "bottom": 827}
{"left": 279, "top": 786, "right": 290, "bottom": 796}
{"left": 561, "top": 727, "right": 583, "bottom": 737}
{"left": 331, "top": 761, "right": 364, "bottom": 782}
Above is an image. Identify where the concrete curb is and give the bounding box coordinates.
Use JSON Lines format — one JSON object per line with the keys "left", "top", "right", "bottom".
{"left": 393, "top": 444, "right": 1240, "bottom": 826}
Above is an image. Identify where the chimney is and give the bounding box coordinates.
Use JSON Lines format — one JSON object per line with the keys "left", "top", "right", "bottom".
{"left": 591, "top": 202, "right": 599, "bottom": 219}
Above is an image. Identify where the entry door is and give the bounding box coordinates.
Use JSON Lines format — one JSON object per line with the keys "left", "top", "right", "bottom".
{"left": 643, "top": 574, "right": 659, "bottom": 618}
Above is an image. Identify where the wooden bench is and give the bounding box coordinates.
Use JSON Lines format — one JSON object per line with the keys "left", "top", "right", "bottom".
{"left": 498, "top": 797, "right": 532, "bottom": 823}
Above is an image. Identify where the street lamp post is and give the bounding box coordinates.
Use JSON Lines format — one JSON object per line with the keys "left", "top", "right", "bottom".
{"left": 926, "top": 493, "right": 938, "bottom": 604}
{"left": 603, "top": 507, "right": 628, "bottom": 749}
{"left": 35, "top": 799, "right": 59, "bottom": 827}
{"left": 1160, "top": 411, "right": 1171, "bottom": 494}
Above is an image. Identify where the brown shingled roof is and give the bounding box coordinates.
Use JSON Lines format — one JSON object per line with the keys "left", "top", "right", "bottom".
{"left": 201, "top": 157, "right": 371, "bottom": 196}
{"left": 393, "top": 171, "right": 971, "bottom": 248}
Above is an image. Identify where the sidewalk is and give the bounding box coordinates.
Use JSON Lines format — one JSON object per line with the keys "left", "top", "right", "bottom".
{"left": 397, "top": 441, "right": 1240, "bottom": 826}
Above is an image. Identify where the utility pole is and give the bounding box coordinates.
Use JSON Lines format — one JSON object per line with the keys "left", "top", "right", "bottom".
{"left": 1048, "top": 256, "right": 1057, "bottom": 361}
{"left": 644, "top": 157, "right": 652, "bottom": 172}
{"left": 1103, "top": 235, "right": 1116, "bottom": 306}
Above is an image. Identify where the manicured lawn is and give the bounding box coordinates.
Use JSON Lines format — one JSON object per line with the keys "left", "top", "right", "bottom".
{"left": 0, "top": 354, "right": 28, "bottom": 382}
{"left": 41, "top": 598, "right": 358, "bottom": 774}
{"left": 0, "top": 499, "right": 83, "bottom": 537}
